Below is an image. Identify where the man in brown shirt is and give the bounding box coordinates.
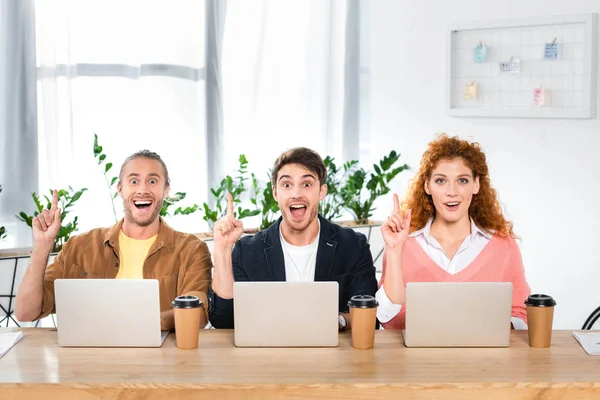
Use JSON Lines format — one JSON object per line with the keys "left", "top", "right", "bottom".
{"left": 15, "top": 150, "right": 212, "bottom": 330}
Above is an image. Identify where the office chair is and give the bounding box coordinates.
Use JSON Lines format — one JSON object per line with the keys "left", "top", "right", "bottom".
{"left": 581, "top": 306, "right": 600, "bottom": 330}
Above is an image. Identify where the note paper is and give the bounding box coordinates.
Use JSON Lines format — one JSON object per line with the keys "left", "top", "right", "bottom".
{"left": 0, "top": 331, "right": 23, "bottom": 358}
{"left": 474, "top": 44, "right": 487, "bottom": 63}
{"left": 464, "top": 81, "right": 478, "bottom": 100}
{"left": 499, "top": 59, "right": 520, "bottom": 73}
{"left": 572, "top": 331, "right": 600, "bottom": 355}
{"left": 544, "top": 42, "right": 559, "bottom": 60}
{"left": 533, "top": 87, "right": 550, "bottom": 106}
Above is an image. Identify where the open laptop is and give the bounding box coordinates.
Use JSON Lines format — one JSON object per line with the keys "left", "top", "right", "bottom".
{"left": 233, "top": 281, "right": 339, "bottom": 347}
{"left": 54, "top": 279, "right": 169, "bottom": 347}
{"left": 403, "top": 282, "right": 513, "bottom": 347}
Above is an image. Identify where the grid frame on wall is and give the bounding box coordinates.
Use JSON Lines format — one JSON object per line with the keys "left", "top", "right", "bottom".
{"left": 447, "top": 14, "right": 598, "bottom": 119}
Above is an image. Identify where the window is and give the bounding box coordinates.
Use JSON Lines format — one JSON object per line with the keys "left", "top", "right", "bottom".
{"left": 358, "top": 0, "right": 371, "bottom": 164}
{"left": 35, "top": 0, "right": 208, "bottom": 233}
{"left": 28, "top": 0, "right": 369, "bottom": 239}
{"left": 220, "top": 0, "right": 348, "bottom": 177}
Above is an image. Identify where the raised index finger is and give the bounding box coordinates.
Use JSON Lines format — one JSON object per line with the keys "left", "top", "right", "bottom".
{"left": 50, "top": 189, "right": 58, "bottom": 211}
{"left": 226, "top": 193, "right": 234, "bottom": 217}
{"left": 393, "top": 193, "right": 400, "bottom": 214}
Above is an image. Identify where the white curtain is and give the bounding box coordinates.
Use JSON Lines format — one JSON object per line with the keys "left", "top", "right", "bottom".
{"left": 0, "top": 0, "right": 38, "bottom": 250}
{"left": 30, "top": 0, "right": 364, "bottom": 242}
{"left": 220, "top": 0, "right": 359, "bottom": 182}
{"left": 34, "top": 0, "right": 208, "bottom": 235}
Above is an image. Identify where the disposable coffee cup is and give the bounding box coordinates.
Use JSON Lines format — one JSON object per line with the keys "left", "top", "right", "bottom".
{"left": 525, "top": 294, "right": 556, "bottom": 348}
{"left": 348, "top": 295, "right": 379, "bottom": 349}
{"left": 172, "top": 295, "right": 203, "bottom": 350}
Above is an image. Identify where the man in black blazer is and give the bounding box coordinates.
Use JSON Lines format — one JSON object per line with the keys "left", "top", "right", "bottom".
{"left": 209, "top": 147, "right": 377, "bottom": 329}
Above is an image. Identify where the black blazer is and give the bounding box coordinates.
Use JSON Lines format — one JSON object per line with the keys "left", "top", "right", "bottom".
{"left": 209, "top": 215, "right": 378, "bottom": 328}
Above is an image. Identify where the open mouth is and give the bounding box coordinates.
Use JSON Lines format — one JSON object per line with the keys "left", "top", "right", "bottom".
{"left": 133, "top": 199, "right": 153, "bottom": 210}
{"left": 444, "top": 201, "right": 460, "bottom": 211}
{"left": 289, "top": 204, "right": 307, "bottom": 219}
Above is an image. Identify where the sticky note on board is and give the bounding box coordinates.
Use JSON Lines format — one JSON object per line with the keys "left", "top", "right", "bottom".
{"left": 499, "top": 59, "right": 520, "bottom": 73}
{"left": 534, "top": 87, "right": 550, "bottom": 106}
{"left": 544, "top": 42, "right": 559, "bottom": 60}
{"left": 464, "top": 81, "right": 478, "bottom": 100}
{"left": 474, "top": 44, "right": 487, "bottom": 63}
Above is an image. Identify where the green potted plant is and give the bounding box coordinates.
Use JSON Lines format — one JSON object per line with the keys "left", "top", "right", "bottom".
{"left": 319, "top": 156, "right": 358, "bottom": 221}
{"left": 202, "top": 154, "right": 260, "bottom": 230}
{"left": 339, "top": 150, "right": 409, "bottom": 225}
{"left": 93, "top": 133, "right": 119, "bottom": 221}
{"left": 249, "top": 172, "right": 279, "bottom": 231}
{"left": 160, "top": 192, "right": 200, "bottom": 217}
{"left": 203, "top": 151, "right": 409, "bottom": 232}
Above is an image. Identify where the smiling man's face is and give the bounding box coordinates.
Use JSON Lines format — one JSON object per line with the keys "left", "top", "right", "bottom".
{"left": 273, "top": 163, "right": 326, "bottom": 233}
{"left": 118, "top": 157, "right": 170, "bottom": 227}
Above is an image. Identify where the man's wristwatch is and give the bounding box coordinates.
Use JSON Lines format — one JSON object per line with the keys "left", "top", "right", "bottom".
{"left": 338, "top": 313, "right": 347, "bottom": 331}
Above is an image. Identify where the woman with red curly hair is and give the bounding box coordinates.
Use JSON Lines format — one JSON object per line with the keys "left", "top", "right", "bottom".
{"left": 376, "top": 134, "right": 530, "bottom": 330}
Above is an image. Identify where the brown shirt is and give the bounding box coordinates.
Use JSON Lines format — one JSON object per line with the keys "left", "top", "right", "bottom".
{"left": 37, "top": 218, "right": 212, "bottom": 320}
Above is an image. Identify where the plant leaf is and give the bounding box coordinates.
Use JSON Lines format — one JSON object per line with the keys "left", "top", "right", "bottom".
{"left": 31, "top": 192, "right": 43, "bottom": 213}
{"left": 70, "top": 190, "right": 86, "bottom": 203}
{"left": 93, "top": 134, "right": 102, "bottom": 157}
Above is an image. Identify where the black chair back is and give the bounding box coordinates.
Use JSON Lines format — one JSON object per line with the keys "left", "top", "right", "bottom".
{"left": 582, "top": 306, "right": 600, "bottom": 330}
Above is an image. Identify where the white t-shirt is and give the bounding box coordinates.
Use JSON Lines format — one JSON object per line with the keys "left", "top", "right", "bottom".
{"left": 279, "top": 222, "right": 320, "bottom": 282}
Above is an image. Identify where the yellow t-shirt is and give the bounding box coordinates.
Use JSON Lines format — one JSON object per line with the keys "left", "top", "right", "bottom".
{"left": 116, "top": 231, "right": 157, "bottom": 279}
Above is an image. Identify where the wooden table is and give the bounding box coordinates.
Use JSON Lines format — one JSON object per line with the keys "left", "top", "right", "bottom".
{"left": 0, "top": 329, "right": 599, "bottom": 399}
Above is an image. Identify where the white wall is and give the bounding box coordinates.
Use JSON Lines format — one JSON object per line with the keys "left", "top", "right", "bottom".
{"left": 370, "top": 0, "right": 600, "bottom": 329}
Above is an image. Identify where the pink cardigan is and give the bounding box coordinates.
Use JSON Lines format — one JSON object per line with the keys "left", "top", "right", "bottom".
{"left": 378, "top": 235, "right": 531, "bottom": 330}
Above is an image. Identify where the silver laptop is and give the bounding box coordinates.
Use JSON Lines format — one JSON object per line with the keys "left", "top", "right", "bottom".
{"left": 55, "top": 279, "right": 169, "bottom": 347}
{"left": 233, "top": 281, "right": 339, "bottom": 347}
{"left": 403, "top": 282, "right": 513, "bottom": 347}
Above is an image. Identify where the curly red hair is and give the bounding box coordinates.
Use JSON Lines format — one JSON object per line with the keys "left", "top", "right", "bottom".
{"left": 405, "top": 134, "right": 515, "bottom": 238}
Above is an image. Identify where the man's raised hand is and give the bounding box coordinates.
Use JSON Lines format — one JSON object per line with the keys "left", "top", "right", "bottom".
{"left": 213, "top": 193, "right": 244, "bottom": 250}
{"left": 32, "top": 189, "right": 62, "bottom": 251}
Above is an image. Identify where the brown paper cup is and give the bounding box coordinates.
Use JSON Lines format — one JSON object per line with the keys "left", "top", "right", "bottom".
{"left": 525, "top": 294, "right": 556, "bottom": 348}
{"left": 526, "top": 306, "right": 554, "bottom": 348}
{"left": 348, "top": 295, "right": 378, "bottom": 350}
{"left": 350, "top": 307, "right": 377, "bottom": 349}
{"left": 172, "top": 296, "right": 202, "bottom": 350}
